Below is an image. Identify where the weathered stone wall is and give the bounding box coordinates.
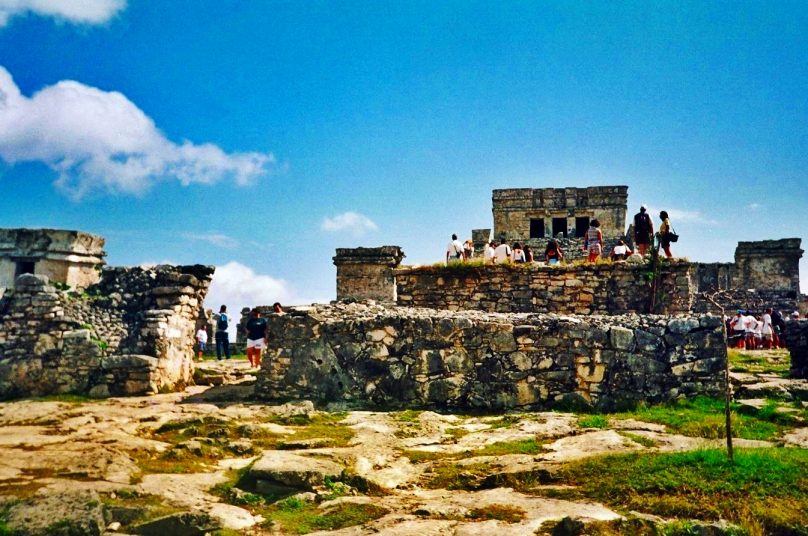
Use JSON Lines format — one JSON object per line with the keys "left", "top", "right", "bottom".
{"left": 734, "top": 238, "right": 802, "bottom": 293}
{"left": 692, "top": 289, "right": 800, "bottom": 316}
{"left": 492, "top": 186, "right": 628, "bottom": 244}
{"left": 0, "top": 264, "right": 213, "bottom": 400}
{"left": 255, "top": 303, "right": 726, "bottom": 411}
{"left": 333, "top": 246, "right": 405, "bottom": 303}
{"left": 784, "top": 319, "right": 808, "bottom": 379}
{"left": 394, "top": 260, "right": 695, "bottom": 315}
{"left": 0, "top": 228, "right": 106, "bottom": 290}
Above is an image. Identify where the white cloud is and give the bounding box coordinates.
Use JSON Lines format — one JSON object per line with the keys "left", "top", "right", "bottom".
{"left": 646, "top": 206, "right": 718, "bottom": 225}
{"left": 0, "top": 66, "right": 274, "bottom": 199}
{"left": 747, "top": 203, "right": 762, "bottom": 211}
{"left": 182, "top": 232, "right": 239, "bottom": 249}
{"left": 321, "top": 211, "right": 378, "bottom": 236}
{"left": 0, "top": 0, "right": 126, "bottom": 27}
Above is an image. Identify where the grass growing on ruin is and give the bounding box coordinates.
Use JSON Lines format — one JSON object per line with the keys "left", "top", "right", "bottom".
{"left": 577, "top": 414, "right": 609, "bottom": 429}
{"left": 609, "top": 396, "right": 798, "bottom": 440}
{"left": 261, "top": 497, "right": 388, "bottom": 534}
{"left": 537, "top": 448, "right": 808, "bottom": 535}
{"left": 263, "top": 412, "right": 354, "bottom": 448}
{"left": 618, "top": 431, "right": 658, "bottom": 448}
{"left": 30, "top": 393, "right": 93, "bottom": 404}
{"left": 102, "top": 490, "right": 179, "bottom": 528}
{"left": 403, "top": 438, "right": 546, "bottom": 465}
{"left": 728, "top": 348, "right": 790, "bottom": 376}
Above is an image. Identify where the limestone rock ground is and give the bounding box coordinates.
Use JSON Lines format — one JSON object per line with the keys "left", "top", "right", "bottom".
{"left": 0, "top": 359, "right": 804, "bottom": 535}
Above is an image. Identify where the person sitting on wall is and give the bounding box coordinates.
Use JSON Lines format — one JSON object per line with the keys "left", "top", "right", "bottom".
{"left": 195, "top": 325, "right": 208, "bottom": 361}
{"left": 544, "top": 240, "right": 564, "bottom": 265}
{"left": 484, "top": 241, "right": 496, "bottom": 264}
{"left": 512, "top": 243, "right": 526, "bottom": 263}
{"left": 633, "top": 205, "right": 654, "bottom": 256}
{"left": 245, "top": 308, "right": 268, "bottom": 369}
{"left": 215, "top": 305, "right": 231, "bottom": 361}
{"left": 523, "top": 244, "right": 534, "bottom": 263}
{"left": 610, "top": 239, "right": 633, "bottom": 261}
{"left": 446, "top": 234, "right": 465, "bottom": 264}
{"left": 494, "top": 241, "right": 512, "bottom": 264}
{"left": 585, "top": 219, "right": 603, "bottom": 262}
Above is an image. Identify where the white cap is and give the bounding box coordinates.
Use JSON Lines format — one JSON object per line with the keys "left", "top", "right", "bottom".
{"left": 640, "top": 204, "right": 647, "bottom": 210}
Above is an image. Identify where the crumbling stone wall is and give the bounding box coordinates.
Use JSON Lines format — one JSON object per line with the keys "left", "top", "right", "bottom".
{"left": 784, "top": 319, "right": 808, "bottom": 379}
{"left": 734, "top": 239, "right": 802, "bottom": 293}
{"left": 0, "top": 264, "right": 213, "bottom": 400}
{"left": 394, "top": 260, "right": 695, "bottom": 315}
{"left": 255, "top": 303, "right": 726, "bottom": 411}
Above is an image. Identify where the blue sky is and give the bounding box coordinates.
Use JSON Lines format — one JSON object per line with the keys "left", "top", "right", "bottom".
{"left": 0, "top": 1, "right": 806, "bottom": 313}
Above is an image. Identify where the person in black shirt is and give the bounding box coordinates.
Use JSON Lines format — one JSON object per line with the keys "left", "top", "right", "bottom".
{"left": 245, "top": 308, "right": 268, "bottom": 368}
{"left": 633, "top": 205, "right": 654, "bottom": 256}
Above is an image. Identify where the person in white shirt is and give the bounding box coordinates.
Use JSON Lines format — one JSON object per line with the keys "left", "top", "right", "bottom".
{"left": 494, "top": 242, "right": 512, "bottom": 264}
{"left": 446, "top": 234, "right": 464, "bottom": 264}
{"left": 511, "top": 243, "right": 526, "bottom": 263}
{"left": 195, "top": 326, "right": 208, "bottom": 361}
{"left": 610, "top": 239, "right": 633, "bottom": 261}
{"left": 729, "top": 311, "right": 747, "bottom": 349}
{"left": 761, "top": 311, "right": 773, "bottom": 349}
{"left": 484, "top": 242, "right": 496, "bottom": 264}
{"left": 744, "top": 313, "right": 758, "bottom": 350}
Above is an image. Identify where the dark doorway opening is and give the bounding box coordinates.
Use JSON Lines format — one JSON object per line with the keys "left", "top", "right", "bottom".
{"left": 529, "top": 219, "right": 545, "bottom": 239}
{"left": 575, "top": 217, "right": 591, "bottom": 238}
{"left": 15, "top": 260, "right": 36, "bottom": 278}
{"left": 552, "top": 218, "right": 568, "bottom": 238}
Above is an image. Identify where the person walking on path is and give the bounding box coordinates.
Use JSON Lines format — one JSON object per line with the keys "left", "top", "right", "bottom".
{"left": 446, "top": 234, "right": 464, "bottom": 264}
{"left": 585, "top": 219, "right": 603, "bottom": 262}
{"left": 658, "top": 210, "right": 674, "bottom": 259}
{"left": 195, "top": 325, "right": 208, "bottom": 361}
{"left": 633, "top": 205, "right": 654, "bottom": 256}
{"left": 245, "top": 308, "right": 268, "bottom": 369}
{"left": 214, "top": 305, "right": 231, "bottom": 360}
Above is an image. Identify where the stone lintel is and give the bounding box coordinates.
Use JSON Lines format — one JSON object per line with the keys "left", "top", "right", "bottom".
{"left": 333, "top": 246, "right": 405, "bottom": 267}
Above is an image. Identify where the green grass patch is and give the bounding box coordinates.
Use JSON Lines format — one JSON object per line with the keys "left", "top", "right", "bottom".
{"left": 263, "top": 497, "right": 388, "bottom": 534}
{"left": 486, "top": 414, "right": 523, "bottom": 429}
{"left": 728, "top": 348, "right": 790, "bottom": 377}
{"left": 610, "top": 396, "right": 794, "bottom": 440}
{"left": 394, "top": 409, "right": 422, "bottom": 422}
{"left": 543, "top": 448, "right": 808, "bottom": 535}
{"left": 467, "top": 504, "right": 526, "bottom": 523}
{"left": 578, "top": 414, "right": 609, "bottom": 429}
{"left": 618, "top": 431, "right": 658, "bottom": 448}
{"left": 28, "top": 393, "right": 93, "bottom": 404}
{"left": 423, "top": 461, "right": 492, "bottom": 490}
{"left": 473, "top": 438, "right": 545, "bottom": 457}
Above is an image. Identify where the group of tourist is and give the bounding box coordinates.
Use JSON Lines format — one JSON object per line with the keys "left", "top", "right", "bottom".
{"left": 727, "top": 308, "right": 800, "bottom": 350}
{"left": 194, "top": 302, "right": 284, "bottom": 367}
{"left": 445, "top": 205, "right": 677, "bottom": 266}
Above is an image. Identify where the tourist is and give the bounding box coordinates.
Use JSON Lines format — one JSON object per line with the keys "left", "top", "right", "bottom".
{"left": 753, "top": 315, "right": 764, "bottom": 349}
{"left": 729, "top": 310, "right": 747, "bottom": 349}
{"left": 633, "top": 205, "right": 654, "bottom": 256}
{"left": 272, "top": 302, "right": 284, "bottom": 314}
{"left": 463, "top": 239, "right": 474, "bottom": 260}
{"left": 792, "top": 311, "right": 801, "bottom": 320}
{"left": 215, "top": 305, "right": 231, "bottom": 360}
{"left": 544, "top": 240, "right": 564, "bottom": 265}
{"left": 657, "top": 211, "right": 674, "bottom": 259}
{"left": 771, "top": 308, "right": 786, "bottom": 348}
{"left": 744, "top": 311, "right": 758, "bottom": 350}
{"left": 494, "top": 241, "right": 512, "bottom": 263}
{"left": 761, "top": 309, "right": 774, "bottom": 349}
{"left": 512, "top": 243, "right": 526, "bottom": 263}
{"left": 610, "top": 239, "right": 633, "bottom": 261}
{"left": 484, "top": 241, "right": 496, "bottom": 264}
{"left": 446, "top": 234, "right": 464, "bottom": 264}
{"left": 523, "top": 244, "right": 534, "bottom": 263}
{"left": 195, "top": 325, "right": 208, "bottom": 361}
{"left": 585, "top": 219, "right": 603, "bottom": 262}
{"left": 245, "top": 308, "right": 268, "bottom": 368}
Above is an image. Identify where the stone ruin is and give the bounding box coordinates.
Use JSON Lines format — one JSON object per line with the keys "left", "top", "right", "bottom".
{"left": 0, "top": 228, "right": 214, "bottom": 400}
{"left": 0, "top": 228, "right": 105, "bottom": 291}
{"left": 472, "top": 185, "right": 630, "bottom": 260}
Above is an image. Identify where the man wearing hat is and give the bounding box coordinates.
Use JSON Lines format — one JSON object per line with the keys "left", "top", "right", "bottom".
{"left": 633, "top": 205, "right": 654, "bottom": 256}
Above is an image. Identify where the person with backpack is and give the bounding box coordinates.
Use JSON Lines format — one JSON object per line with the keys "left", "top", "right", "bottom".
{"left": 215, "top": 304, "right": 231, "bottom": 360}
{"left": 633, "top": 205, "right": 654, "bottom": 256}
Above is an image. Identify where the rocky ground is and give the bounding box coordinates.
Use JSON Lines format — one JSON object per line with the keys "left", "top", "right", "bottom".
{"left": 0, "top": 354, "right": 806, "bottom": 536}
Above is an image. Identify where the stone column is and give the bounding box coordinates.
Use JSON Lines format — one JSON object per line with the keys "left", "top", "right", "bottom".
{"left": 471, "top": 229, "right": 491, "bottom": 257}
{"left": 333, "top": 246, "right": 405, "bottom": 303}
